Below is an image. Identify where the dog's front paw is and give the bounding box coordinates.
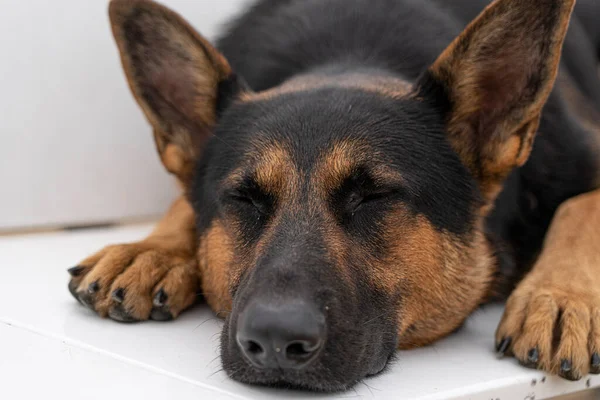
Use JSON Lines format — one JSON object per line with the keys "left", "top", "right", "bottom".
{"left": 496, "top": 270, "right": 600, "bottom": 381}
{"left": 68, "top": 242, "right": 199, "bottom": 322}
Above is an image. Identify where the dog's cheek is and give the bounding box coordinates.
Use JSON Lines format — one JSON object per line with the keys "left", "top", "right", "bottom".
{"left": 404, "top": 234, "right": 493, "bottom": 348}
{"left": 376, "top": 214, "right": 494, "bottom": 348}
{"left": 197, "top": 220, "right": 236, "bottom": 314}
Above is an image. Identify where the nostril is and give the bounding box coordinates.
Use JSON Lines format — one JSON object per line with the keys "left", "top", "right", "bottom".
{"left": 237, "top": 337, "right": 269, "bottom": 368}
{"left": 245, "top": 340, "right": 264, "bottom": 356}
{"left": 286, "top": 342, "right": 309, "bottom": 357}
{"left": 285, "top": 340, "right": 320, "bottom": 361}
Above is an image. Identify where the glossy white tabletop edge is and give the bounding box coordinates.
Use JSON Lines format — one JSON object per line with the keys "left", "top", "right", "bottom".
{"left": 0, "top": 224, "right": 597, "bottom": 400}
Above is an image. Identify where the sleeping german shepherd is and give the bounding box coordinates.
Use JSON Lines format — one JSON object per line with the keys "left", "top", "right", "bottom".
{"left": 67, "top": 0, "right": 600, "bottom": 391}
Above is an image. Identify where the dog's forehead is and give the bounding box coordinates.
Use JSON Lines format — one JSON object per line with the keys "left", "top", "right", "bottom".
{"left": 218, "top": 83, "right": 428, "bottom": 175}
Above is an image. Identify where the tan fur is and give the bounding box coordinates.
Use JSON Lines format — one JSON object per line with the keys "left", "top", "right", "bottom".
{"left": 160, "top": 144, "right": 189, "bottom": 181}
{"left": 429, "top": 0, "right": 576, "bottom": 201}
{"left": 314, "top": 141, "right": 364, "bottom": 191}
{"left": 224, "top": 142, "right": 299, "bottom": 198}
{"left": 69, "top": 196, "right": 199, "bottom": 320}
{"left": 380, "top": 214, "right": 494, "bottom": 348}
{"left": 313, "top": 140, "right": 404, "bottom": 195}
{"left": 197, "top": 220, "right": 235, "bottom": 315}
{"left": 253, "top": 143, "right": 298, "bottom": 199}
{"left": 497, "top": 189, "right": 600, "bottom": 379}
{"left": 241, "top": 72, "right": 414, "bottom": 103}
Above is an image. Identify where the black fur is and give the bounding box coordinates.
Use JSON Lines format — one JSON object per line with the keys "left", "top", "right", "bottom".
{"left": 184, "top": 0, "right": 600, "bottom": 391}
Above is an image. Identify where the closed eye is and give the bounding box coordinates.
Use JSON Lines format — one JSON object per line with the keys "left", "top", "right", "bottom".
{"left": 224, "top": 186, "right": 273, "bottom": 216}
{"left": 347, "top": 191, "right": 395, "bottom": 214}
{"left": 331, "top": 165, "right": 406, "bottom": 221}
{"left": 230, "top": 193, "right": 255, "bottom": 207}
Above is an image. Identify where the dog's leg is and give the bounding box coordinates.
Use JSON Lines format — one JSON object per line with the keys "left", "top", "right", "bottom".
{"left": 496, "top": 189, "right": 600, "bottom": 380}
{"left": 68, "top": 196, "right": 200, "bottom": 322}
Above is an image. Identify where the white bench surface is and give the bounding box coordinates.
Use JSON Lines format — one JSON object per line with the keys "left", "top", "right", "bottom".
{"left": 1, "top": 224, "right": 598, "bottom": 400}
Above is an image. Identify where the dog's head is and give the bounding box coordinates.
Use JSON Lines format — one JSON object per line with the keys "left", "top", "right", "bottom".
{"left": 109, "top": 0, "right": 574, "bottom": 391}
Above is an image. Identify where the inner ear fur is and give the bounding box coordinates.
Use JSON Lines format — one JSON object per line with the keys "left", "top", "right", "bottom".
{"left": 425, "top": 0, "right": 575, "bottom": 200}
{"left": 109, "top": 0, "right": 245, "bottom": 183}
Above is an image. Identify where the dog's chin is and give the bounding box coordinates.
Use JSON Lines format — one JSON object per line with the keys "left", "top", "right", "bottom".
{"left": 224, "top": 368, "right": 360, "bottom": 393}
{"left": 223, "top": 355, "right": 395, "bottom": 393}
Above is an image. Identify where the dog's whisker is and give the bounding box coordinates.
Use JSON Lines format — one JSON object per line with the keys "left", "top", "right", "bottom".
{"left": 206, "top": 354, "right": 222, "bottom": 367}
{"left": 361, "top": 311, "right": 389, "bottom": 327}
{"left": 361, "top": 380, "right": 381, "bottom": 395}
{"left": 207, "top": 367, "right": 226, "bottom": 378}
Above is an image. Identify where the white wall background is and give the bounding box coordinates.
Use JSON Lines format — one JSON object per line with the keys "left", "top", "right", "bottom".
{"left": 0, "top": 0, "right": 250, "bottom": 231}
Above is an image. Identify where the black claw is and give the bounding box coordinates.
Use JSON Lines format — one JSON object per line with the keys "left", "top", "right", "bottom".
{"left": 153, "top": 289, "right": 168, "bottom": 307}
{"left": 88, "top": 281, "right": 100, "bottom": 294}
{"left": 150, "top": 290, "right": 172, "bottom": 321}
{"left": 496, "top": 337, "right": 512, "bottom": 356}
{"left": 150, "top": 308, "right": 173, "bottom": 322}
{"left": 111, "top": 288, "right": 125, "bottom": 303}
{"left": 68, "top": 280, "right": 83, "bottom": 304}
{"left": 78, "top": 281, "right": 99, "bottom": 309}
{"left": 559, "top": 359, "right": 580, "bottom": 381}
{"left": 67, "top": 266, "right": 86, "bottom": 277}
{"left": 520, "top": 347, "right": 540, "bottom": 369}
{"left": 591, "top": 353, "right": 600, "bottom": 374}
{"left": 78, "top": 291, "right": 96, "bottom": 309}
{"left": 108, "top": 304, "right": 138, "bottom": 323}
{"left": 527, "top": 348, "right": 539, "bottom": 364}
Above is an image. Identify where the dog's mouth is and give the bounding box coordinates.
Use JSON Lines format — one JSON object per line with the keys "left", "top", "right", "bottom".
{"left": 220, "top": 327, "right": 396, "bottom": 392}
{"left": 218, "top": 292, "right": 398, "bottom": 392}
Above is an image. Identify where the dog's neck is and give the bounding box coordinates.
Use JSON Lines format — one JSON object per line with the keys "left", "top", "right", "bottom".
{"left": 253, "top": 65, "right": 415, "bottom": 99}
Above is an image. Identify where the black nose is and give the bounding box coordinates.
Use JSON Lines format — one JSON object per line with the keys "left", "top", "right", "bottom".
{"left": 236, "top": 299, "right": 326, "bottom": 370}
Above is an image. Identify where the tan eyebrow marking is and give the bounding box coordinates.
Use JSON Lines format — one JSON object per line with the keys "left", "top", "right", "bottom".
{"left": 313, "top": 140, "right": 404, "bottom": 196}
{"left": 222, "top": 141, "right": 299, "bottom": 199}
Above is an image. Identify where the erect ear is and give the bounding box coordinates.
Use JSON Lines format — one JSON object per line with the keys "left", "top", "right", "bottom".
{"left": 424, "top": 0, "right": 575, "bottom": 200}
{"left": 109, "top": 0, "right": 247, "bottom": 183}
